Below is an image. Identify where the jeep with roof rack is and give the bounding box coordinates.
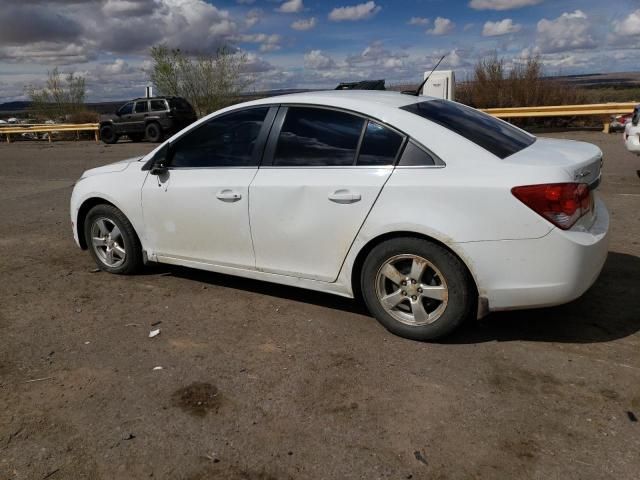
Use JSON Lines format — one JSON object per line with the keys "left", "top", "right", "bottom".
{"left": 99, "top": 96, "right": 197, "bottom": 144}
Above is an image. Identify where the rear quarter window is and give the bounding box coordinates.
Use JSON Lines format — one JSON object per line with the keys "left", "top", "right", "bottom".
{"left": 401, "top": 100, "right": 535, "bottom": 159}
{"left": 169, "top": 98, "right": 194, "bottom": 112}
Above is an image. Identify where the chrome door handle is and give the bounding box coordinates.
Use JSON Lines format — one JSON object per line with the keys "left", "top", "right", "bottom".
{"left": 328, "top": 189, "right": 361, "bottom": 204}
{"left": 216, "top": 189, "right": 242, "bottom": 202}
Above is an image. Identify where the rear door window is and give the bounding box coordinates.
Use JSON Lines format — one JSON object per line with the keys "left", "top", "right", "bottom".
{"left": 401, "top": 100, "right": 535, "bottom": 159}
{"left": 357, "top": 121, "right": 404, "bottom": 166}
{"left": 134, "top": 101, "right": 148, "bottom": 113}
{"left": 273, "top": 107, "right": 364, "bottom": 166}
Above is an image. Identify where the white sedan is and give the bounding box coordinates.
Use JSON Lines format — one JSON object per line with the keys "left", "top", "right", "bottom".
{"left": 623, "top": 105, "right": 640, "bottom": 155}
{"left": 70, "top": 91, "right": 609, "bottom": 340}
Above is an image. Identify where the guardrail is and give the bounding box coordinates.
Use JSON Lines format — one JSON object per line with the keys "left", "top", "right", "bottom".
{"left": 1, "top": 123, "right": 99, "bottom": 143}
{"left": 481, "top": 102, "right": 637, "bottom": 133}
{"left": 1, "top": 102, "right": 637, "bottom": 143}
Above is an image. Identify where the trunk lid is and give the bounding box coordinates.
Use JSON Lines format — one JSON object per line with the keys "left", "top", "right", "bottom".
{"left": 505, "top": 137, "right": 602, "bottom": 188}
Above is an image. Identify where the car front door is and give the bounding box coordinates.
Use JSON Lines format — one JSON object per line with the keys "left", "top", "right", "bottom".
{"left": 249, "top": 106, "right": 406, "bottom": 282}
{"left": 141, "top": 106, "right": 276, "bottom": 268}
{"left": 114, "top": 102, "right": 134, "bottom": 133}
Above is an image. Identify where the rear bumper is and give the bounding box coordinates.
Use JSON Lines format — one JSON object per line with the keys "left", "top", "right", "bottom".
{"left": 459, "top": 197, "right": 609, "bottom": 311}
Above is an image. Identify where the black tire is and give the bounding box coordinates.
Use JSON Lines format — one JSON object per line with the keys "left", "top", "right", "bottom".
{"left": 128, "top": 133, "right": 144, "bottom": 142}
{"left": 360, "top": 237, "right": 474, "bottom": 341}
{"left": 100, "top": 125, "right": 118, "bottom": 144}
{"left": 145, "top": 122, "right": 163, "bottom": 143}
{"left": 84, "top": 204, "right": 143, "bottom": 275}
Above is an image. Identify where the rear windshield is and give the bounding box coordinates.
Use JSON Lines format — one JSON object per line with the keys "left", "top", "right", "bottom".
{"left": 401, "top": 100, "right": 535, "bottom": 159}
{"left": 168, "top": 98, "right": 194, "bottom": 112}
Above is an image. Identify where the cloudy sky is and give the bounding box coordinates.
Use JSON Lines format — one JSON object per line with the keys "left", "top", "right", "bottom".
{"left": 1, "top": 0, "right": 640, "bottom": 102}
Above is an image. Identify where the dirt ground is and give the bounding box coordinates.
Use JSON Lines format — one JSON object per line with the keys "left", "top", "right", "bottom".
{"left": 1, "top": 132, "right": 639, "bottom": 480}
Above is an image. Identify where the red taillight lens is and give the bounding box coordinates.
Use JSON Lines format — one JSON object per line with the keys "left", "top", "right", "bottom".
{"left": 511, "top": 183, "right": 591, "bottom": 230}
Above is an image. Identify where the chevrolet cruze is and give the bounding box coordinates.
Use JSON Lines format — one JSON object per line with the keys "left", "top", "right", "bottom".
{"left": 71, "top": 91, "right": 609, "bottom": 340}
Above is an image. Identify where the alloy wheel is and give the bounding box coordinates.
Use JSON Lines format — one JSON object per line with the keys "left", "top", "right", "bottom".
{"left": 90, "top": 217, "right": 127, "bottom": 268}
{"left": 375, "top": 254, "right": 448, "bottom": 326}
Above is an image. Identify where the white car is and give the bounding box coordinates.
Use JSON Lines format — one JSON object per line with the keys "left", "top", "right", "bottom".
{"left": 623, "top": 105, "right": 640, "bottom": 155}
{"left": 70, "top": 91, "right": 609, "bottom": 341}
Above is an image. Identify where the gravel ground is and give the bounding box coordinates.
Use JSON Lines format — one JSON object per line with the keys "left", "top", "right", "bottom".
{"left": 1, "top": 132, "right": 639, "bottom": 480}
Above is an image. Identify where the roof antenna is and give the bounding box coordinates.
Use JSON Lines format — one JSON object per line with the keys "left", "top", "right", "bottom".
{"left": 402, "top": 55, "right": 446, "bottom": 96}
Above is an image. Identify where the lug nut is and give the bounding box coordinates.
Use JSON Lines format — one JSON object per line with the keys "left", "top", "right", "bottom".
{"left": 411, "top": 295, "right": 417, "bottom": 301}
{"left": 402, "top": 291, "right": 407, "bottom": 296}
{"left": 401, "top": 280, "right": 407, "bottom": 286}
{"left": 411, "top": 279, "right": 417, "bottom": 284}
{"left": 418, "top": 288, "right": 423, "bottom": 293}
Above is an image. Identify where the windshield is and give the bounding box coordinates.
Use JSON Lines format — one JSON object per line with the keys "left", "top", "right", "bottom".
{"left": 401, "top": 100, "right": 535, "bottom": 159}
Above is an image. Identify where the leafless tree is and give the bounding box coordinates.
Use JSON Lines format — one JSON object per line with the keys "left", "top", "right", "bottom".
{"left": 25, "top": 68, "right": 86, "bottom": 120}
{"left": 149, "top": 45, "right": 252, "bottom": 117}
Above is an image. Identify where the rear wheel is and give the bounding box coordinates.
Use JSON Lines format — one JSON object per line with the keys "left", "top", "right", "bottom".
{"left": 100, "top": 125, "right": 118, "bottom": 144}
{"left": 361, "top": 237, "right": 474, "bottom": 341}
{"left": 84, "top": 204, "right": 142, "bottom": 275}
{"left": 145, "top": 123, "right": 163, "bottom": 143}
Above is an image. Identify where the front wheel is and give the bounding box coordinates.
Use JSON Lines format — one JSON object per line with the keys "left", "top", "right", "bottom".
{"left": 100, "top": 125, "right": 118, "bottom": 144}
{"left": 84, "top": 204, "right": 142, "bottom": 275}
{"left": 361, "top": 237, "right": 474, "bottom": 341}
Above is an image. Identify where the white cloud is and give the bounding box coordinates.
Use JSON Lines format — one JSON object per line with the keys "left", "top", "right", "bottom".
{"left": 427, "top": 17, "right": 455, "bottom": 35}
{"left": 242, "top": 52, "right": 275, "bottom": 73}
{"left": 536, "top": 10, "right": 596, "bottom": 53}
{"left": 236, "top": 33, "right": 282, "bottom": 52}
{"left": 408, "top": 17, "right": 429, "bottom": 26}
{"left": 304, "top": 50, "right": 336, "bottom": 69}
{"left": 482, "top": 18, "right": 521, "bottom": 36}
{"left": 329, "top": 1, "right": 381, "bottom": 22}
{"left": 469, "top": 0, "right": 543, "bottom": 10}
{"left": 291, "top": 17, "right": 317, "bottom": 31}
{"left": 613, "top": 9, "right": 640, "bottom": 36}
{"left": 245, "top": 8, "right": 263, "bottom": 28}
{"left": 276, "top": 0, "right": 303, "bottom": 14}
{"left": 236, "top": 0, "right": 255, "bottom": 4}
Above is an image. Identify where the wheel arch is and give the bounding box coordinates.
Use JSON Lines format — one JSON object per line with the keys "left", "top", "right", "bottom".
{"left": 76, "top": 197, "right": 142, "bottom": 251}
{"left": 349, "top": 231, "right": 480, "bottom": 303}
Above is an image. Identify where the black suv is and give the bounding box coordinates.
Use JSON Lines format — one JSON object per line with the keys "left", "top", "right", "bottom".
{"left": 99, "top": 96, "right": 197, "bottom": 144}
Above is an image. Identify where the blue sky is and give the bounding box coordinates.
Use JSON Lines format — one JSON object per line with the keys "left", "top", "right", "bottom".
{"left": 1, "top": 0, "right": 639, "bottom": 102}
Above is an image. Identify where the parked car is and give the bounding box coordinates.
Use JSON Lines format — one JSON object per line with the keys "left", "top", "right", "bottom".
{"left": 623, "top": 105, "right": 640, "bottom": 155}
{"left": 610, "top": 112, "right": 632, "bottom": 132}
{"left": 71, "top": 91, "right": 609, "bottom": 341}
{"left": 99, "top": 96, "right": 197, "bottom": 144}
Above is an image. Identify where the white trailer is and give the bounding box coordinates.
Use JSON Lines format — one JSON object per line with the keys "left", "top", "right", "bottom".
{"left": 422, "top": 70, "right": 455, "bottom": 101}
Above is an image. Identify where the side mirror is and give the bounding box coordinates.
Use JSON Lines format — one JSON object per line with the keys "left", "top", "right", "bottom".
{"left": 149, "top": 144, "right": 170, "bottom": 175}
{"left": 150, "top": 161, "right": 168, "bottom": 176}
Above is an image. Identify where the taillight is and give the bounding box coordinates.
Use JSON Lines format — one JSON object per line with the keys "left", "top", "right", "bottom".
{"left": 511, "top": 183, "right": 592, "bottom": 230}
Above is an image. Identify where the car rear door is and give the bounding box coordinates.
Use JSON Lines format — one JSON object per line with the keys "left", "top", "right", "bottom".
{"left": 141, "top": 106, "right": 276, "bottom": 268}
{"left": 249, "top": 106, "right": 405, "bottom": 282}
